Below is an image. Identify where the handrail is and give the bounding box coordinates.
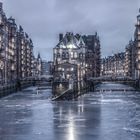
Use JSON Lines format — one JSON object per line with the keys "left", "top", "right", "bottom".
{"left": 52, "top": 88, "right": 72, "bottom": 101}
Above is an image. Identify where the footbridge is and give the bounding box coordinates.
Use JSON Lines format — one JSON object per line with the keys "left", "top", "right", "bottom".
{"left": 88, "top": 76, "right": 135, "bottom": 83}
{"left": 88, "top": 76, "right": 136, "bottom": 90}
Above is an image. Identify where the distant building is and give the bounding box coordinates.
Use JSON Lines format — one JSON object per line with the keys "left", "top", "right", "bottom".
{"left": 41, "top": 60, "right": 48, "bottom": 75}
{"left": 125, "top": 40, "right": 135, "bottom": 78}
{"left": 48, "top": 61, "right": 54, "bottom": 75}
{"left": 36, "top": 53, "right": 42, "bottom": 76}
{"left": 31, "top": 53, "right": 42, "bottom": 77}
{"left": 41, "top": 60, "right": 53, "bottom": 75}
{"left": 101, "top": 52, "right": 125, "bottom": 77}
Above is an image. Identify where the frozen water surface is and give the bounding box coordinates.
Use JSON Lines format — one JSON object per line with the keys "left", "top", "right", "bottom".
{"left": 0, "top": 84, "right": 140, "bottom": 140}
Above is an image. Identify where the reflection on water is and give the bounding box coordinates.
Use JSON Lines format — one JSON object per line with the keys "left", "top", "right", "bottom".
{"left": 0, "top": 84, "right": 140, "bottom": 140}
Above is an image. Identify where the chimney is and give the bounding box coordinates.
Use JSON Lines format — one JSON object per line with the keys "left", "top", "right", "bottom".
{"left": 59, "top": 33, "right": 63, "bottom": 42}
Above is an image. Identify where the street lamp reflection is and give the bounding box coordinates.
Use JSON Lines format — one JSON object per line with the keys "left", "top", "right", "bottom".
{"left": 68, "top": 112, "right": 75, "bottom": 140}
{"left": 68, "top": 120, "right": 75, "bottom": 140}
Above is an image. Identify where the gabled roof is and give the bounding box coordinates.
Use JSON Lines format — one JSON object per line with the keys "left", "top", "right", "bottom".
{"left": 55, "top": 32, "right": 85, "bottom": 49}
{"left": 78, "top": 36, "right": 85, "bottom": 46}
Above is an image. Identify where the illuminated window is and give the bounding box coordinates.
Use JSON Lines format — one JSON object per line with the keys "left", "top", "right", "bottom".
{"left": 138, "top": 42, "right": 140, "bottom": 47}
{"left": 79, "top": 53, "right": 83, "bottom": 59}
{"left": 67, "top": 44, "right": 76, "bottom": 49}
{"left": 70, "top": 52, "right": 73, "bottom": 58}
{"left": 0, "top": 16, "right": 2, "bottom": 24}
{"left": 74, "top": 52, "right": 77, "bottom": 58}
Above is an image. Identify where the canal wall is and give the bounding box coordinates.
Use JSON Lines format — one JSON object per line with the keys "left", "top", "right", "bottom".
{"left": 134, "top": 80, "right": 140, "bottom": 90}
{"left": 88, "top": 81, "right": 101, "bottom": 92}
{"left": 115, "top": 80, "right": 140, "bottom": 90}
{"left": 0, "top": 80, "right": 34, "bottom": 98}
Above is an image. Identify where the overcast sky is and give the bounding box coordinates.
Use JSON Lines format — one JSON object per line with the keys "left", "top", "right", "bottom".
{"left": 1, "top": 0, "right": 140, "bottom": 60}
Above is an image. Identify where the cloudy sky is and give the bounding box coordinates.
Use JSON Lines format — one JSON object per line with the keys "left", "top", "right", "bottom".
{"left": 1, "top": 0, "right": 140, "bottom": 60}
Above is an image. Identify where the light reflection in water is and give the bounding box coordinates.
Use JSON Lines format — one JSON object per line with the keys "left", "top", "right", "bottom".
{"left": 68, "top": 110, "right": 75, "bottom": 140}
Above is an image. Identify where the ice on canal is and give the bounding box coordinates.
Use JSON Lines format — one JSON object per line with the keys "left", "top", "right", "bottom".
{"left": 0, "top": 83, "right": 140, "bottom": 140}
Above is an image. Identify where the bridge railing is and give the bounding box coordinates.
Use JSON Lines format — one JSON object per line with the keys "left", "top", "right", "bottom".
{"left": 88, "top": 76, "right": 135, "bottom": 82}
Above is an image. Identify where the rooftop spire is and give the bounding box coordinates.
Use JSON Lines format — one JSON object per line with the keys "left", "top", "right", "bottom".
{"left": 37, "top": 52, "right": 41, "bottom": 59}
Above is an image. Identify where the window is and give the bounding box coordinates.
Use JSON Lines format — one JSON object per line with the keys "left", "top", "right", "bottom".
{"left": 57, "top": 53, "right": 60, "bottom": 58}
{"left": 62, "top": 52, "right": 65, "bottom": 59}
{"left": 138, "top": 42, "right": 140, "bottom": 47}
{"left": 0, "top": 16, "right": 2, "bottom": 24}
{"left": 70, "top": 52, "right": 74, "bottom": 58}
{"left": 74, "top": 52, "right": 77, "bottom": 58}
{"left": 79, "top": 53, "right": 83, "bottom": 59}
{"left": 66, "top": 52, "right": 69, "bottom": 58}
{"left": 138, "top": 28, "right": 140, "bottom": 35}
{"left": 138, "top": 36, "right": 140, "bottom": 40}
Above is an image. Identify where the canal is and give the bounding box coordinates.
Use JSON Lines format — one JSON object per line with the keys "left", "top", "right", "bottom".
{"left": 0, "top": 83, "right": 140, "bottom": 140}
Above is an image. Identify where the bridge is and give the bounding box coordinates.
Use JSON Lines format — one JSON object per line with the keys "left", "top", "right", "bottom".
{"left": 0, "top": 74, "right": 138, "bottom": 100}
{"left": 33, "top": 75, "right": 138, "bottom": 100}
{"left": 50, "top": 75, "right": 138, "bottom": 101}
{"left": 87, "top": 75, "right": 137, "bottom": 92}
{"left": 88, "top": 76, "right": 135, "bottom": 83}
